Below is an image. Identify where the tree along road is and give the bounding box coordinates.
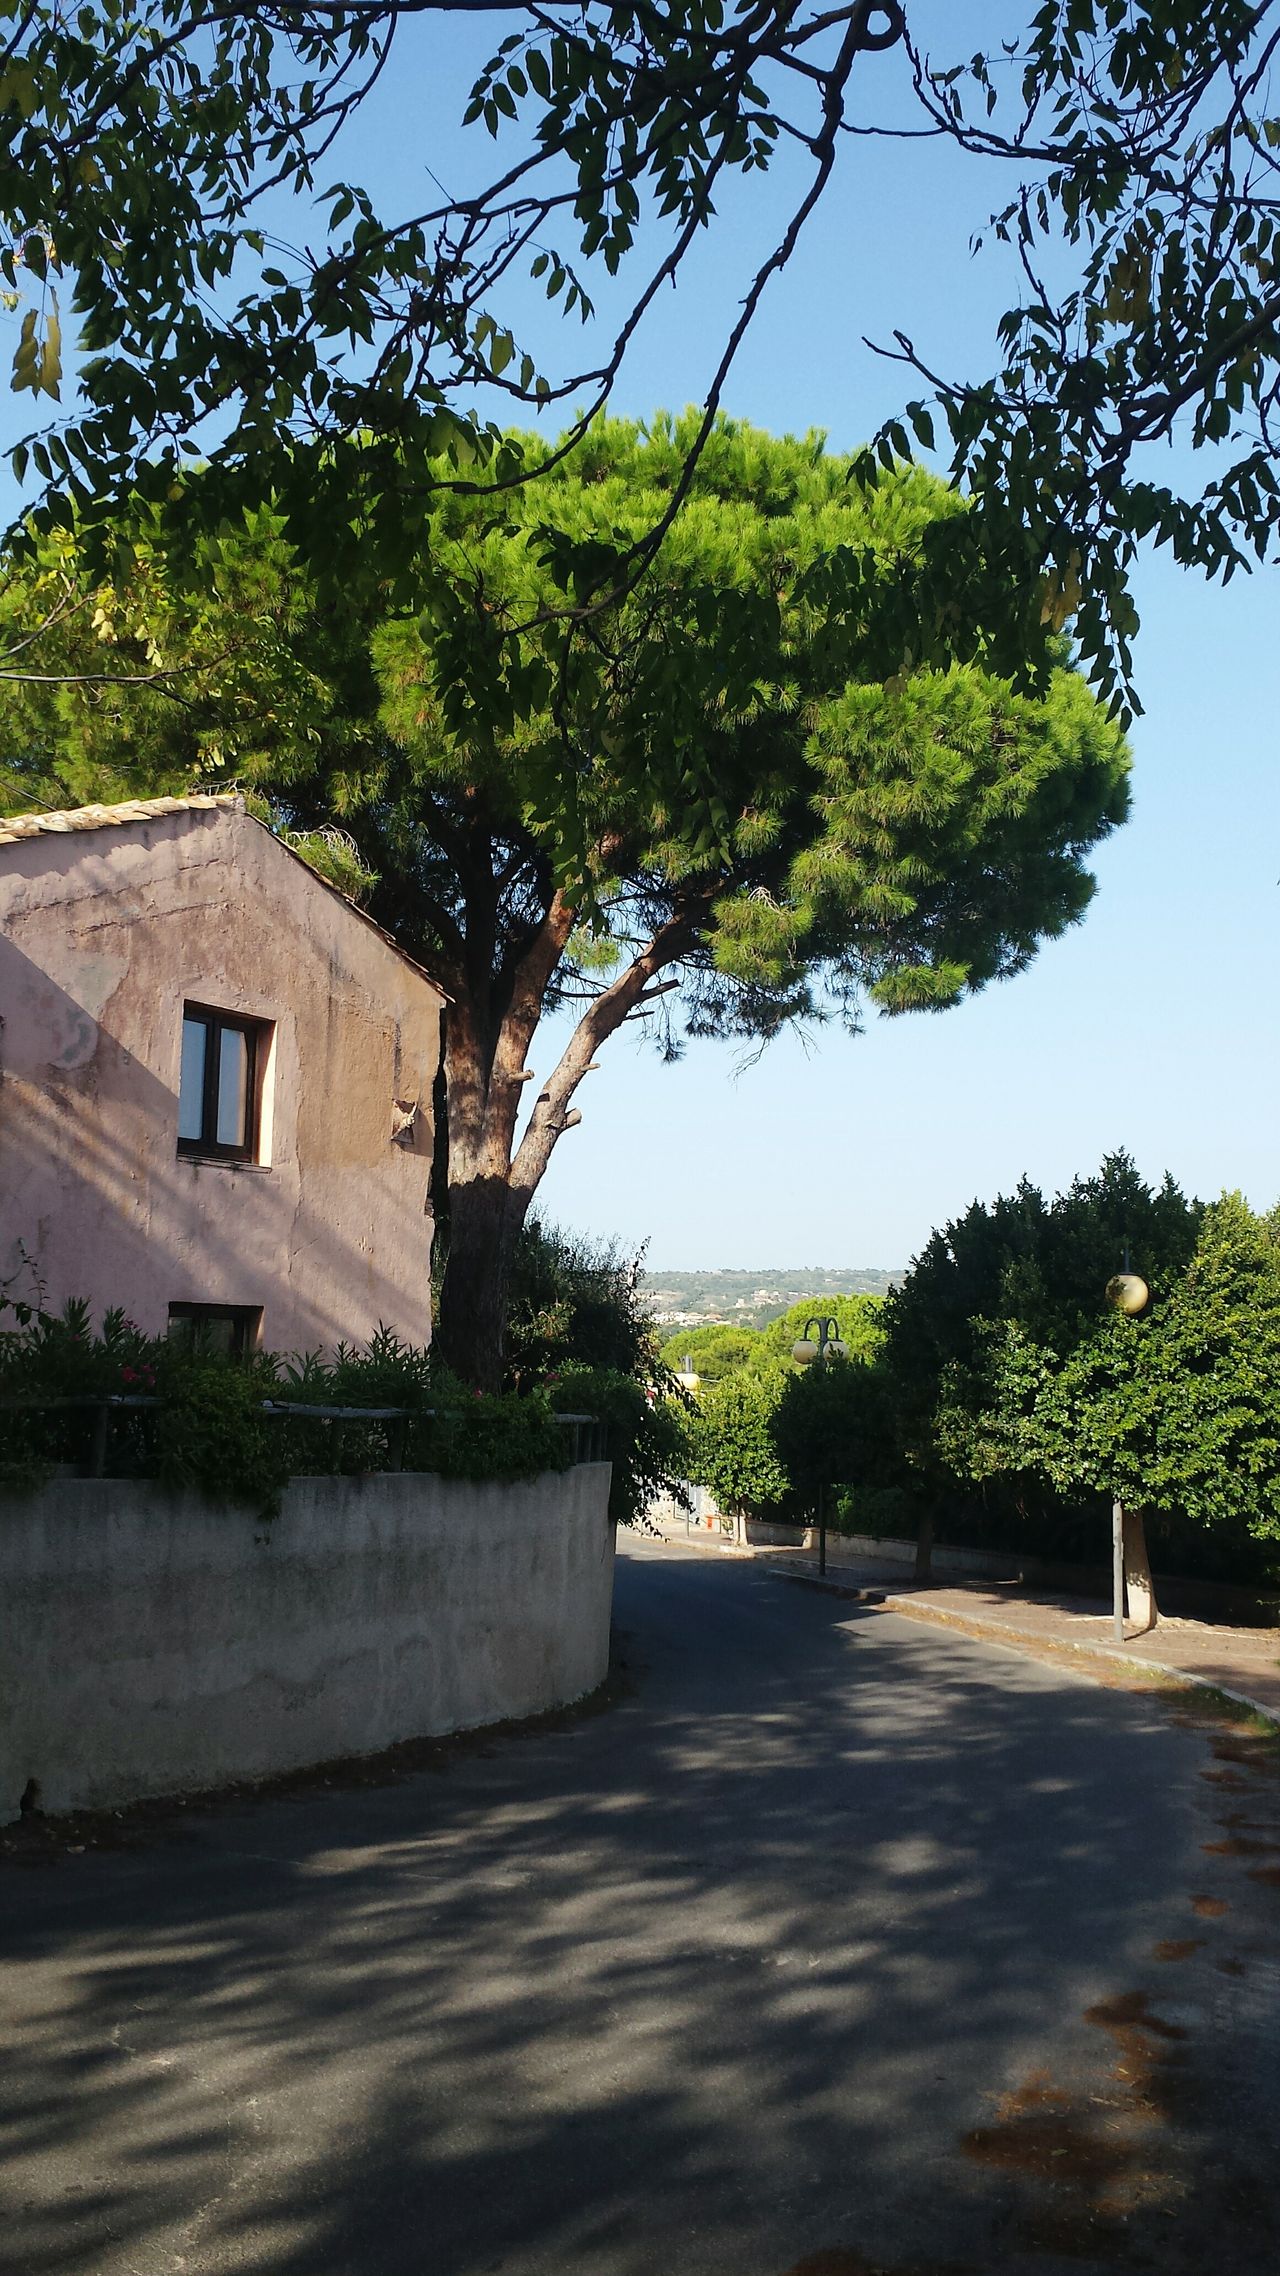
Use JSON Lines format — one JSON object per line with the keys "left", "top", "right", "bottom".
{"left": 3, "top": 1538, "right": 1279, "bottom": 2276}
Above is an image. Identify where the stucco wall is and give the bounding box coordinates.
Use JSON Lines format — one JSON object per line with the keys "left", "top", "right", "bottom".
{"left": 0, "top": 802, "right": 443, "bottom": 1351}
{"left": 0, "top": 1464, "right": 615, "bottom": 1815}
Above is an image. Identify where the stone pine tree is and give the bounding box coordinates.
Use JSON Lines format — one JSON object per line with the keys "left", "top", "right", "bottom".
{"left": 0, "top": 415, "right": 1131, "bottom": 1388}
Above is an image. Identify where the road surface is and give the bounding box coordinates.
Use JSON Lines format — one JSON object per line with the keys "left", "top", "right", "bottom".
{"left": 3, "top": 1537, "right": 1279, "bottom": 2275}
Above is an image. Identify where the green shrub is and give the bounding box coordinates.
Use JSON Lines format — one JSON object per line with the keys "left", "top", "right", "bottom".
{"left": 503, "top": 1219, "right": 688, "bottom": 1525}
{"left": 0, "top": 1303, "right": 583, "bottom": 1508}
{"left": 506, "top": 1220, "right": 656, "bottom": 1386}
{"left": 152, "top": 1357, "right": 291, "bottom": 1514}
{"left": 422, "top": 1378, "right": 570, "bottom": 1483}
{"left": 833, "top": 1484, "right": 925, "bottom": 1540}
{"left": 551, "top": 1363, "right": 690, "bottom": 1527}
{"left": 0, "top": 1298, "right": 154, "bottom": 1400}
{"left": 685, "top": 1366, "right": 791, "bottom": 1519}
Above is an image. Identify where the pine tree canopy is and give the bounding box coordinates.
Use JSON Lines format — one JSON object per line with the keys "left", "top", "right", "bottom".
{"left": 2, "top": 413, "right": 1130, "bottom": 1037}
{"left": 1, "top": 414, "right": 1131, "bottom": 1382}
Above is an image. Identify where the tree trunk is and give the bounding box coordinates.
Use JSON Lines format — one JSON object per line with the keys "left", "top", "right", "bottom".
{"left": 431, "top": 996, "right": 531, "bottom": 1392}
{"left": 434, "top": 1171, "right": 527, "bottom": 1392}
{"left": 429, "top": 900, "right": 696, "bottom": 1386}
{"left": 1122, "top": 1504, "right": 1159, "bottom": 1634}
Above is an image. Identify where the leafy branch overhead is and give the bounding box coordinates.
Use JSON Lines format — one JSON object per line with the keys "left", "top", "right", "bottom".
{"left": 5, "top": 4, "right": 1280, "bottom": 707}
{"left": 883, "top": 1, "right": 1280, "bottom": 714}
{"left": 0, "top": 0, "right": 908, "bottom": 586}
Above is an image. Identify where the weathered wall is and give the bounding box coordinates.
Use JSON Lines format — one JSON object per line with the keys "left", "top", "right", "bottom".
{"left": 0, "top": 1464, "right": 615, "bottom": 1815}
{"left": 0, "top": 800, "right": 442, "bottom": 1351}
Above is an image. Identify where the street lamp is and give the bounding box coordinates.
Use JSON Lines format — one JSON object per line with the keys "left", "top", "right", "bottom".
{"left": 791, "top": 1315, "right": 848, "bottom": 1367}
{"left": 791, "top": 1315, "right": 846, "bottom": 1576}
{"left": 1105, "top": 1264, "right": 1150, "bottom": 1318}
{"left": 1104, "top": 1247, "right": 1153, "bottom": 1643}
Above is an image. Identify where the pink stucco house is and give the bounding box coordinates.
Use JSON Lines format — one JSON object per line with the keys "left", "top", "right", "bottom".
{"left": 0, "top": 794, "right": 444, "bottom": 1354}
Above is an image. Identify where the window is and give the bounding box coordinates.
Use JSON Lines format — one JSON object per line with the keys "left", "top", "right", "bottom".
{"left": 177, "top": 1006, "right": 268, "bottom": 1160}
{"left": 167, "top": 1303, "right": 263, "bottom": 1357}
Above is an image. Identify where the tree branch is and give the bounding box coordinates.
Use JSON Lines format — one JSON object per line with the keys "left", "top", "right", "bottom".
{"left": 508, "top": 908, "right": 699, "bottom": 1195}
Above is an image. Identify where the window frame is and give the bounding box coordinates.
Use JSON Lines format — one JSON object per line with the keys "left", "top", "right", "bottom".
{"left": 167, "top": 1302, "right": 263, "bottom": 1358}
{"left": 176, "top": 1004, "right": 267, "bottom": 1163}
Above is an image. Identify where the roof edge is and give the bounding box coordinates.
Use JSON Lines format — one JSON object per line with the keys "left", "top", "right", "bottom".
{"left": 0, "top": 790, "right": 450, "bottom": 1003}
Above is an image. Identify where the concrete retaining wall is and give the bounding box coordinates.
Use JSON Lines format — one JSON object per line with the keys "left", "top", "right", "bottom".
{"left": 0, "top": 1464, "right": 615, "bottom": 1815}
{"left": 785, "top": 1529, "right": 1025, "bottom": 1578}
{"left": 647, "top": 1497, "right": 1020, "bottom": 1576}
{"left": 647, "top": 1500, "right": 1280, "bottom": 1625}
{"left": 652, "top": 1500, "right": 1041, "bottom": 1578}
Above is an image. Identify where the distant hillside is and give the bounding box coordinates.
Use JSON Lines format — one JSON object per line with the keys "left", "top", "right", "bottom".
{"left": 642, "top": 1265, "right": 902, "bottom": 1331}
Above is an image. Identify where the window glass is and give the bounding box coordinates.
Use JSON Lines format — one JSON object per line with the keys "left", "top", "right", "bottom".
{"left": 168, "top": 1304, "right": 262, "bottom": 1356}
{"left": 177, "top": 1005, "right": 269, "bottom": 1159}
{"left": 177, "top": 1016, "right": 207, "bottom": 1141}
{"left": 216, "top": 1025, "right": 251, "bottom": 1148}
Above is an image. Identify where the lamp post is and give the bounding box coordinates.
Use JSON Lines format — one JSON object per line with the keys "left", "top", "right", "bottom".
{"left": 791, "top": 1315, "right": 847, "bottom": 1576}
{"left": 1105, "top": 1247, "right": 1150, "bottom": 1644}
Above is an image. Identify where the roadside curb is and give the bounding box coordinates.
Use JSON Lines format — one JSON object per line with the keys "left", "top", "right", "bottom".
{"left": 879, "top": 1593, "right": 1280, "bottom": 1726}
{"left": 756, "top": 1553, "right": 1280, "bottom": 1729}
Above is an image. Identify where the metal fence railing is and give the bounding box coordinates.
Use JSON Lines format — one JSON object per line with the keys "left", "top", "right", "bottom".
{"left": 0, "top": 1394, "right": 607, "bottom": 1479}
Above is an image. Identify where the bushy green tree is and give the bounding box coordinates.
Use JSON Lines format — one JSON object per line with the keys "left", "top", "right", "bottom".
{"left": 657, "top": 1325, "right": 763, "bottom": 1383}
{"left": 686, "top": 1366, "right": 791, "bottom": 1522}
{"left": 1, "top": 417, "right": 1130, "bottom": 1388}
{"left": 500, "top": 1217, "right": 685, "bottom": 1527}
{"left": 879, "top": 1152, "right": 1201, "bottom": 1487}
{"left": 771, "top": 1357, "right": 873, "bottom": 1516}
{"left": 955, "top": 1196, "right": 1280, "bottom": 1557}
{"left": 817, "top": 1154, "right": 1204, "bottom": 1570}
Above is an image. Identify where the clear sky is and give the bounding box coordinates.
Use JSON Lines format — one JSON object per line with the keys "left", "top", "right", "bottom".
{"left": 4, "top": 11, "right": 1277, "bottom": 1271}
{"left": 482, "top": 17, "right": 1279, "bottom": 1270}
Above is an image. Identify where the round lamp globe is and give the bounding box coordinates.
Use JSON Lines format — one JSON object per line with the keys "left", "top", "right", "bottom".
{"left": 1105, "top": 1272, "right": 1150, "bottom": 1316}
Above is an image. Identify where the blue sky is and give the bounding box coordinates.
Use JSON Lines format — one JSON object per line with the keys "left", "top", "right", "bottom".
{"left": 4, "top": 11, "right": 1276, "bottom": 1271}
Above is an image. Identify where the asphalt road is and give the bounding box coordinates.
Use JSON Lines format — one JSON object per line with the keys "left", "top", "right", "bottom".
{"left": 3, "top": 1538, "right": 1279, "bottom": 2276}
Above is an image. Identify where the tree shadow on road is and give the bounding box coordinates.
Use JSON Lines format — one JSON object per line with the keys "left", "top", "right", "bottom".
{"left": 2, "top": 1552, "right": 1279, "bottom": 2276}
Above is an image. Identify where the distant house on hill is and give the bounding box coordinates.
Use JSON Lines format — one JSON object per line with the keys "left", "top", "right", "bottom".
{"left": 0, "top": 794, "right": 444, "bottom": 1353}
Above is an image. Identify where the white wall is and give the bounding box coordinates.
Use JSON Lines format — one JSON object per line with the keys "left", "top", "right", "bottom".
{"left": 0, "top": 1465, "right": 614, "bottom": 1814}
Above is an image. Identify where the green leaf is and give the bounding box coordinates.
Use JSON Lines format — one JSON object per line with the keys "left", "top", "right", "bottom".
{"left": 37, "top": 294, "right": 61, "bottom": 399}
{"left": 11, "top": 308, "right": 39, "bottom": 393}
